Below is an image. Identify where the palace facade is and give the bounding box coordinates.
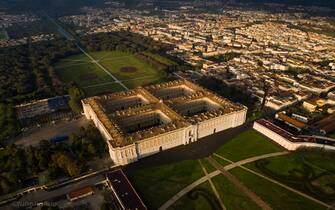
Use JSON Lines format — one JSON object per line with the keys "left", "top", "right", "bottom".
{"left": 82, "top": 80, "right": 247, "bottom": 165}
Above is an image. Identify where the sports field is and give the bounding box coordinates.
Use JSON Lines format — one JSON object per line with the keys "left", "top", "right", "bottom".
{"left": 54, "top": 51, "right": 168, "bottom": 96}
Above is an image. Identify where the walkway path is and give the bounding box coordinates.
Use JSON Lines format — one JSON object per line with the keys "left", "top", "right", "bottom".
{"left": 214, "top": 151, "right": 289, "bottom": 170}
{"left": 215, "top": 154, "right": 332, "bottom": 209}
{"left": 158, "top": 151, "right": 288, "bottom": 210}
{"left": 45, "top": 13, "right": 128, "bottom": 91}
{"left": 75, "top": 44, "right": 129, "bottom": 90}
{"left": 207, "top": 157, "right": 273, "bottom": 210}
{"left": 198, "top": 160, "right": 226, "bottom": 210}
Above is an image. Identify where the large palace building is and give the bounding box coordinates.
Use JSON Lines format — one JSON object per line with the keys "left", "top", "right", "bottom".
{"left": 82, "top": 80, "right": 247, "bottom": 165}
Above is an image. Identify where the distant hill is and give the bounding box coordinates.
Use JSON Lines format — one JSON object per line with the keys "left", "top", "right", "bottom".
{"left": 4, "top": 0, "right": 105, "bottom": 14}
{"left": 236, "top": 0, "right": 335, "bottom": 9}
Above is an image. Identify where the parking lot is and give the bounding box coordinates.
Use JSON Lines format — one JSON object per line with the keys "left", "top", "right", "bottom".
{"left": 12, "top": 116, "right": 90, "bottom": 147}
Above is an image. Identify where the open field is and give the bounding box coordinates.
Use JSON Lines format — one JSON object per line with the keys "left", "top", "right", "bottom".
{"left": 54, "top": 51, "right": 168, "bottom": 96}
{"left": 127, "top": 160, "right": 204, "bottom": 209}
{"left": 230, "top": 167, "right": 327, "bottom": 210}
{"left": 246, "top": 149, "right": 335, "bottom": 204}
{"left": 168, "top": 181, "right": 221, "bottom": 210}
{"left": 212, "top": 174, "right": 261, "bottom": 210}
{"left": 126, "top": 129, "right": 335, "bottom": 210}
{"left": 127, "top": 130, "right": 285, "bottom": 209}
{"left": 215, "top": 130, "right": 284, "bottom": 161}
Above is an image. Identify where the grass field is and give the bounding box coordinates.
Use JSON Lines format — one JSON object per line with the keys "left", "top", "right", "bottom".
{"left": 54, "top": 51, "right": 168, "bottom": 96}
{"left": 126, "top": 129, "right": 333, "bottom": 210}
{"left": 168, "top": 181, "right": 221, "bottom": 210}
{"left": 215, "top": 130, "right": 283, "bottom": 162}
{"left": 212, "top": 174, "right": 262, "bottom": 210}
{"left": 231, "top": 168, "right": 326, "bottom": 210}
{"left": 246, "top": 149, "right": 335, "bottom": 203}
{"left": 127, "top": 160, "right": 204, "bottom": 209}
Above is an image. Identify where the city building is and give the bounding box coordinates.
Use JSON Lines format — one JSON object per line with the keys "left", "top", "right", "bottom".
{"left": 253, "top": 119, "right": 335, "bottom": 151}
{"left": 15, "top": 95, "right": 69, "bottom": 120}
{"left": 82, "top": 80, "right": 247, "bottom": 165}
{"left": 67, "top": 186, "right": 94, "bottom": 202}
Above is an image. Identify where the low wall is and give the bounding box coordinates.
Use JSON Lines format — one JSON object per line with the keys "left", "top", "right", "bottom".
{"left": 253, "top": 121, "right": 335, "bottom": 151}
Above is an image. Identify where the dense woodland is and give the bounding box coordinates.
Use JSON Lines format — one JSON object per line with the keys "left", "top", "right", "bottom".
{"left": 0, "top": 38, "right": 79, "bottom": 103}
{"left": 0, "top": 125, "right": 106, "bottom": 195}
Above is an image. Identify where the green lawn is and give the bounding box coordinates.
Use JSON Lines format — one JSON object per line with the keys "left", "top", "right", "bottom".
{"left": 212, "top": 174, "right": 261, "bottom": 210}
{"left": 215, "top": 130, "right": 283, "bottom": 162}
{"left": 230, "top": 168, "right": 326, "bottom": 210}
{"left": 54, "top": 51, "right": 168, "bottom": 96}
{"left": 200, "top": 159, "right": 217, "bottom": 173}
{"left": 127, "top": 160, "right": 204, "bottom": 209}
{"left": 212, "top": 155, "right": 231, "bottom": 167}
{"left": 168, "top": 181, "right": 222, "bottom": 210}
{"left": 245, "top": 149, "right": 335, "bottom": 203}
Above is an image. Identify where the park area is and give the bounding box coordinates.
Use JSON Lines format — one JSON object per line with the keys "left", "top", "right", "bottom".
{"left": 54, "top": 51, "right": 169, "bottom": 96}
{"left": 126, "top": 129, "right": 335, "bottom": 210}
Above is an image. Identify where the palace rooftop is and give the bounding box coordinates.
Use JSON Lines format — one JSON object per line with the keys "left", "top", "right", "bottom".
{"left": 82, "top": 80, "right": 246, "bottom": 147}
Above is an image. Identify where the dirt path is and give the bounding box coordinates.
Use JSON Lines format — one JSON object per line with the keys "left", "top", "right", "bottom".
{"left": 198, "top": 160, "right": 226, "bottom": 210}
{"left": 207, "top": 157, "right": 273, "bottom": 210}
{"left": 158, "top": 151, "right": 286, "bottom": 210}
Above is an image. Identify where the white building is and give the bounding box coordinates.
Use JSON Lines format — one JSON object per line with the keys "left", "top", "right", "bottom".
{"left": 82, "top": 80, "right": 247, "bottom": 165}
{"left": 253, "top": 119, "right": 335, "bottom": 151}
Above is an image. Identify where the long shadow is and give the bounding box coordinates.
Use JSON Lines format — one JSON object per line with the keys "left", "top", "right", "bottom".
{"left": 124, "top": 122, "right": 252, "bottom": 172}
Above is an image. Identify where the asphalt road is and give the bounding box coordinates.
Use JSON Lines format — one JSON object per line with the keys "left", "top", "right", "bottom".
{"left": 15, "top": 175, "right": 105, "bottom": 204}
{"left": 12, "top": 116, "right": 89, "bottom": 147}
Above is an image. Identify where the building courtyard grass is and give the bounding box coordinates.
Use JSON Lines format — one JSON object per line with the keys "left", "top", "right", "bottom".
{"left": 54, "top": 51, "right": 168, "bottom": 96}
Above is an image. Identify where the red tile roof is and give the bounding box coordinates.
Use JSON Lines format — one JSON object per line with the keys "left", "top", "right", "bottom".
{"left": 256, "top": 119, "right": 316, "bottom": 143}
{"left": 277, "top": 113, "right": 306, "bottom": 129}
{"left": 67, "top": 186, "right": 94, "bottom": 200}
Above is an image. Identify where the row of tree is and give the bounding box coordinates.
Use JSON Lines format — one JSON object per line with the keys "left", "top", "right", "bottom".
{"left": 80, "top": 30, "right": 174, "bottom": 54}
